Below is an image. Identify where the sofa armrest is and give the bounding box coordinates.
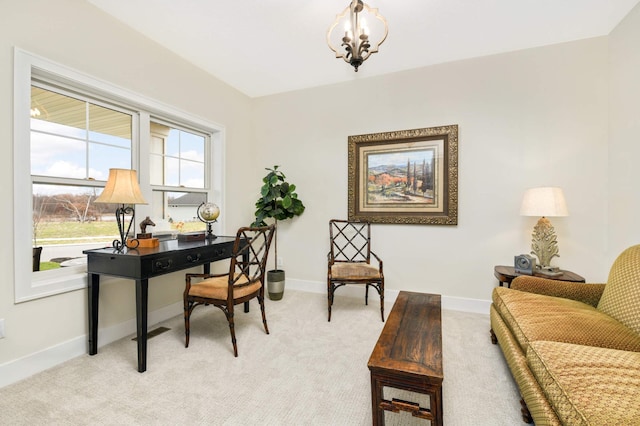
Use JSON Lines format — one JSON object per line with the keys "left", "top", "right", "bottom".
{"left": 511, "top": 276, "right": 606, "bottom": 307}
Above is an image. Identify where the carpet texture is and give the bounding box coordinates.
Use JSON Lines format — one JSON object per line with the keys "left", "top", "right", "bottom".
{"left": 0, "top": 290, "right": 521, "bottom": 425}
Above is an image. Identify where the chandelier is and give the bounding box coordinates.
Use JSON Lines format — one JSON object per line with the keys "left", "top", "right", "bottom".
{"left": 327, "top": 0, "right": 388, "bottom": 72}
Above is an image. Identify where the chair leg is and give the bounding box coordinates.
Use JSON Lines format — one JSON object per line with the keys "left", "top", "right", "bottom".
{"left": 184, "top": 299, "right": 191, "bottom": 348}
{"left": 365, "top": 284, "right": 369, "bottom": 305}
{"left": 379, "top": 283, "right": 385, "bottom": 322}
{"left": 218, "top": 302, "right": 238, "bottom": 357}
{"left": 327, "top": 281, "right": 333, "bottom": 322}
{"left": 258, "top": 295, "right": 270, "bottom": 334}
{"left": 225, "top": 306, "right": 238, "bottom": 357}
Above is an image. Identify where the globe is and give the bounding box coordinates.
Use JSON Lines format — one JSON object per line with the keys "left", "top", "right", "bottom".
{"left": 197, "top": 202, "right": 220, "bottom": 239}
{"left": 197, "top": 202, "right": 220, "bottom": 222}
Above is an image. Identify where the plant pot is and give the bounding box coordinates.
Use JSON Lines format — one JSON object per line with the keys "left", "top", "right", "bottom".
{"left": 267, "top": 269, "right": 285, "bottom": 300}
{"left": 33, "top": 246, "right": 43, "bottom": 272}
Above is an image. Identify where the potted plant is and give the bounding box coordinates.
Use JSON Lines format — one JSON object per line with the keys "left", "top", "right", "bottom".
{"left": 252, "top": 165, "right": 305, "bottom": 300}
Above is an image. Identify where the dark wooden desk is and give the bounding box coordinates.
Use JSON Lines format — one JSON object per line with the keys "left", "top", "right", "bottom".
{"left": 84, "top": 237, "right": 239, "bottom": 373}
{"left": 494, "top": 265, "right": 585, "bottom": 288}
{"left": 368, "top": 291, "right": 443, "bottom": 425}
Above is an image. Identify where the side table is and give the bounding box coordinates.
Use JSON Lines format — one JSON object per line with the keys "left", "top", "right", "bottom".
{"left": 494, "top": 265, "right": 585, "bottom": 288}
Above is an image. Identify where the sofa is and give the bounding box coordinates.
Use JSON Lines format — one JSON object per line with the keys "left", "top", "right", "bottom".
{"left": 490, "top": 245, "right": 640, "bottom": 425}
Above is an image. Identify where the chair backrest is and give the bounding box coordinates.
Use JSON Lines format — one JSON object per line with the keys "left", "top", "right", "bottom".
{"left": 597, "top": 244, "right": 640, "bottom": 336}
{"left": 228, "top": 225, "right": 275, "bottom": 290}
{"left": 329, "top": 219, "right": 371, "bottom": 263}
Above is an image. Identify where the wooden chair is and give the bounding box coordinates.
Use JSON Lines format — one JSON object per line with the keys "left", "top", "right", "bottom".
{"left": 327, "top": 219, "right": 384, "bottom": 322}
{"left": 183, "top": 225, "right": 275, "bottom": 356}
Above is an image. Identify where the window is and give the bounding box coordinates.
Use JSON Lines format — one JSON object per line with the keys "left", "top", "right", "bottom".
{"left": 149, "top": 120, "right": 208, "bottom": 230}
{"left": 30, "top": 85, "right": 134, "bottom": 264}
{"left": 14, "top": 49, "right": 224, "bottom": 302}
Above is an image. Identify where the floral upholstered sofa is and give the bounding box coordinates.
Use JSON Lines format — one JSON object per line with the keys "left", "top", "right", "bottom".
{"left": 490, "top": 245, "right": 640, "bottom": 425}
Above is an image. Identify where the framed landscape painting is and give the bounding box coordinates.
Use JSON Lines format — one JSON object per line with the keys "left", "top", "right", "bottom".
{"left": 348, "top": 125, "right": 458, "bottom": 225}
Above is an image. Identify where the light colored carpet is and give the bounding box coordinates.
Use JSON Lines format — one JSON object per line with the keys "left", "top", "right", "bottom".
{"left": 0, "top": 290, "right": 522, "bottom": 425}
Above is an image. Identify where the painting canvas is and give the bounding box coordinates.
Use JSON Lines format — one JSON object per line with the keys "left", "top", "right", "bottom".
{"left": 348, "top": 125, "right": 458, "bottom": 225}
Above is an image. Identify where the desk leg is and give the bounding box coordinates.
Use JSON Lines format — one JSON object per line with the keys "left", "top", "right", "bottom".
{"left": 88, "top": 273, "right": 100, "bottom": 355}
{"left": 135, "top": 279, "right": 149, "bottom": 373}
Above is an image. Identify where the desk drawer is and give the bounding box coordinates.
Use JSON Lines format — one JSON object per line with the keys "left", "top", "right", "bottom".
{"left": 150, "top": 245, "right": 234, "bottom": 274}
{"left": 87, "top": 255, "right": 141, "bottom": 279}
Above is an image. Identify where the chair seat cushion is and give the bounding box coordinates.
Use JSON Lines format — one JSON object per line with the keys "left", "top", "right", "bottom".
{"left": 188, "top": 274, "right": 261, "bottom": 300}
{"left": 492, "top": 287, "right": 640, "bottom": 353}
{"left": 527, "top": 340, "right": 640, "bottom": 425}
{"left": 331, "top": 262, "right": 380, "bottom": 280}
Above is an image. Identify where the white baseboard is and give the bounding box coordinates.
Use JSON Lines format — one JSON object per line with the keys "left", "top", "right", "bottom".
{"left": 0, "top": 280, "right": 490, "bottom": 389}
{"left": 286, "top": 278, "right": 492, "bottom": 314}
{"left": 0, "top": 301, "right": 182, "bottom": 389}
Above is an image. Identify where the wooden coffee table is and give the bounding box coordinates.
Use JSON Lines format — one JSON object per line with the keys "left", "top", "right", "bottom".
{"left": 368, "top": 291, "right": 443, "bottom": 425}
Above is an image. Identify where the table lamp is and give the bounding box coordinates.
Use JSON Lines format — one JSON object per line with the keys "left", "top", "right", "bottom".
{"left": 520, "top": 187, "right": 569, "bottom": 275}
{"left": 95, "top": 168, "right": 148, "bottom": 251}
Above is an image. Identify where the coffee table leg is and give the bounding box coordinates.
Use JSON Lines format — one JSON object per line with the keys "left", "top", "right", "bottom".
{"left": 432, "top": 388, "right": 443, "bottom": 426}
{"left": 371, "top": 373, "right": 385, "bottom": 426}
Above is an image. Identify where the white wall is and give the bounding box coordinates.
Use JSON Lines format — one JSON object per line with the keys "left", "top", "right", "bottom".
{"left": 608, "top": 2, "right": 640, "bottom": 265}
{"left": 253, "top": 37, "right": 610, "bottom": 301}
{"left": 0, "top": 0, "right": 254, "bottom": 368}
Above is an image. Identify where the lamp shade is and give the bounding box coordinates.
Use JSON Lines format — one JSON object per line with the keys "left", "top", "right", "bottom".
{"left": 520, "top": 187, "right": 568, "bottom": 217}
{"left": 95, "top": 169, "right": 147, "bottom": 205}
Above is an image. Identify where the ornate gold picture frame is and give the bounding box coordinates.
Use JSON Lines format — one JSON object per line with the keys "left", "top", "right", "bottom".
{"left": 348, "top": 125, "right": 458, "bottom": 225}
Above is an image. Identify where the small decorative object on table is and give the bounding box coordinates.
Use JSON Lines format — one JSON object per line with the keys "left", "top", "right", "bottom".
{"left": 514, "top": 254, "right": 535, "bottom": 275}
{"left": 130, "top": 216, "right": 159, "bottom": 248}
{"left": 178, "top": 232, "right": 206, "bottom": 242}
{"left": 197, "top": 202, "right": 220, "bottom": 239}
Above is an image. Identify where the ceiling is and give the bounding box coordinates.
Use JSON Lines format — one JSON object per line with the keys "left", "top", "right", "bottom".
{"left": 87, "top": 0, "right": 639, "bottom": 98}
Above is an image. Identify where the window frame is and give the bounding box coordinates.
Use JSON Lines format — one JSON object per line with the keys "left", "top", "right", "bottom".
{"left": 13, "top": 48, "right": 225, "bottom": 303}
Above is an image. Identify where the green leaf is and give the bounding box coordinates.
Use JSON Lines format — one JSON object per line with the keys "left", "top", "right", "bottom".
{"left": 282, "top": 195, "right": 292, "bottom": 209}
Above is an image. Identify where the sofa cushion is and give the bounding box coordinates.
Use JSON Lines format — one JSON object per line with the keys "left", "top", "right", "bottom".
{"left": 527, "top": 340, "right": 640, "bottom": 425}
{"left": 492, "top": 287, "right": 640, "bottom": 353}
{"left": 598, "top": 244, "right": 640, "bottom": 336}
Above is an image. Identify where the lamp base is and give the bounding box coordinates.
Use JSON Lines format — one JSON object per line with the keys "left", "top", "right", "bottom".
{"left": 535, "top": 265, "right": 562, "bottom": 277}
{"left": 530, "top": 216, "right": 560, "bottom": 269}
